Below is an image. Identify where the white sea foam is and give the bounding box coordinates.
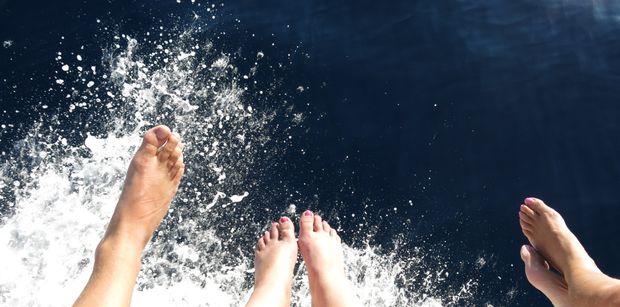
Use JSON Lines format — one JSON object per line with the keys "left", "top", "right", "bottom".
{"left": 0, "top": 23, "right": 482, "bottom": 306}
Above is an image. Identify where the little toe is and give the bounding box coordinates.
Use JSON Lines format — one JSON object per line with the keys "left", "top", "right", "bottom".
{"left": 172, "top": 164, "right": 185, "bottom": 184}
{"left": 278, "top": 217, "right": 295, "bottom": 241}
{"left": 299, "top": 210, "right": 314, "bottom": 236}
{"left": 141, "top": 125, "right": 172, "bottom": 154}
{"left": 330, "top": 229, "right": 341, "bottom": 242}
{"left": 313, "top": 215, "right": 323, "bottom": 232}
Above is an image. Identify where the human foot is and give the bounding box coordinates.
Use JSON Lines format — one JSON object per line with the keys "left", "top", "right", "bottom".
{"left": 74, "top": 126, "right": 184, "bottom": 307}
{"left": 298, "top": 211, "right": 357, "bottom": 307}
{"left": 518, "top": 197, "right": 598, "bottom": 277}
{"left": 246, "top": 217, "right": 298, "bottom": 307}
{"left": 105, "top": 125, "right": 185, "bottom": 248}
{"left": 521, "top": 244, "right": 569, "bottom": 307}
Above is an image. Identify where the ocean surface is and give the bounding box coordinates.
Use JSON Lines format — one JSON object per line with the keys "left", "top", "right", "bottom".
{"left": 1, "top": 0, "right": 620, "bottom": 306}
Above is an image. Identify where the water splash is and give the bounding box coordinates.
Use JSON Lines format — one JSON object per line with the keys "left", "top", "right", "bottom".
{"left": 0, "top": 18, "right": 483, "bottom": 307}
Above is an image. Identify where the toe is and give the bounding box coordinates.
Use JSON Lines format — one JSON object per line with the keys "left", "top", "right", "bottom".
{"left": 158, "top": 132, "right": 181, "bottom": 161}
{"left": 330, "top": 229, "right": 341, "bottom": 242}
{"left": 520, "top": 218, "right": 533, "bottom": 231}
{"left": 520, "top": 245, "right": 534, "bottom": 265}
{"left": 520, "top": 204, "right": 536, "bottom": 217}
{"left": 322, "top": 221, "right": 331, "bottom": 232}
{"left": 141, "top": 125, "right": 172, "bottom": 154}
{"left": 167, "top": 146, "right": 183, "bottom": 168}
{"left": 263, "top": 231, "right": 270, "bottom": 243}
{"left": 270, "top": 222, "right": 279, "bottom": 240}
{"left": 170, "top": 156, "right": 185, "bottom": 179}
{"left": 299, "top": 210, "right": 314, "bottom": 236}
{"left": 521, "top": 245, "right": 549, "bottom": 270}
{"left": 256, "top": 237, "right": 266, "bottom": 251}
{"left": 519, "top": 211, "right": 534, "bottom": 224}
{"left": 313, "top": 215, "right": 323, "bottom": 232}
{"left": 522, "top": 228, "right": 534, "bottom": 240}
{"left": 278, "top": 217, "right": 295, "bottom": 241}
{"left": 524, "top": 197, "right": 547, "bottom": 214}
{"left": 172, "top": 164, "right": 185, "bottom": 184}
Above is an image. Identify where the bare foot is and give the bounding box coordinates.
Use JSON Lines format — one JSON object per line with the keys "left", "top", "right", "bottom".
{"left": 519, "top": 198, "right": 620, "bottom": 307}
{"left": 246, "top": 217, "right": 298, "bottom": 307}
{"left": 106, "top": 125, "right": 185, "bottom": 248}
{"left": 298, "top": 211, "right": 357, "bottom": 307}
{"left": 74, "top": 125, "right": 185, "bottom": 307}
{"left": 521, "top": 244, "right": 569, "bottom": 307}
{"left": 518, "top": 197, "right": 598, "bottom": 276}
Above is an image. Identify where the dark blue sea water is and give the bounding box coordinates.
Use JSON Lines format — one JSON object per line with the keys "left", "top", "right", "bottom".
{"left": 2, "top": 0, "right": 620, "bottom": 306}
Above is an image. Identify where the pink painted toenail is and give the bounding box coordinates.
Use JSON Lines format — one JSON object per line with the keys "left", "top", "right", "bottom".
{"left": 525, "top": 197, "right": 536, "bottom": 203}
{"left": 304, "top": 210, "right": 313, "bottom": 216}
{"left": 279, "top": 217, "right": 289, "bottom": 223}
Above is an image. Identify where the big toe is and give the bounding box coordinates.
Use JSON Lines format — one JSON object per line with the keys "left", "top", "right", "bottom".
{"left": 141, "top": 125, "right": 172, "bottom": 153}
{"left": 299, "top": 210, "right": 314, "bottom": 237}
{"left": 521, "top": 245, "right": 547, "bottom": 271}
{"left": 524, "top": 197, "right": 549, "bottom": 214}
{"left": 278, "top": 217, "right": 295, "bottom": 241}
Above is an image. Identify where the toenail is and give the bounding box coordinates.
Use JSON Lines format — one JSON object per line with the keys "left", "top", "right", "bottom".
{"left": 304, "top": 210, "right": 313, "bottom": 216}
{"left": 525, "top": 197, "right": 536, "bottom": 203}
{"left": 279, "top": 217, "right": 289, "bottom": 223}
{"left": 155, "top": 129, "right": 168, "bottom": 141}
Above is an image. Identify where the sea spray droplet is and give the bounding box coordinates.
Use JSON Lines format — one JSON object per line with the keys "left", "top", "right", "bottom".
{"left": 62, "top": 65, "right": 69, "bottom": 71}
{"left": 229, "top": 192, "right": 249, "bottom": 203}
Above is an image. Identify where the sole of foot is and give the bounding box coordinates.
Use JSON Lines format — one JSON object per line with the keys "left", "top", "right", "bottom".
{"left": 105, "top": 125, "right": 185, "bottom": 249}
{"left": 247, "top": 217, "right": 298, "bottom": 307}
{"left": 521, "top": 244, "right": 569, "bottom": 307}
{"left": 518, "top": 197, "right": 597, "bottom": 277}
{"left": 298, "top": 210, "right": 357, "bottom": 307}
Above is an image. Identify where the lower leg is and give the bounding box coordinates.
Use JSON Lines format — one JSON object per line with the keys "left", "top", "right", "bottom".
{"left": 565, "top": 269, "right": 620, "bottom": 307}
{"left": 74, "top": 231, "right": 144, "bottom": 306}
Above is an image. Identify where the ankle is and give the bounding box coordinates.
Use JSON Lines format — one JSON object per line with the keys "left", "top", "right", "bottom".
{"left": 247, "top": 284, "right": 291, "bottom": 307}
{"left": 308, "top": 269, "right": 351, "bottom": 294}
{"left": 254, "top": 276, "right": 293, "bottom": 294}
{"left": 106, "top": 211, "right": 154, "bottom": 249}
{"left": 96, "top": 231, "right": 144, "bottom": 266}
{"left": 309, "top": 266, "right": 348, "bottom": 283}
